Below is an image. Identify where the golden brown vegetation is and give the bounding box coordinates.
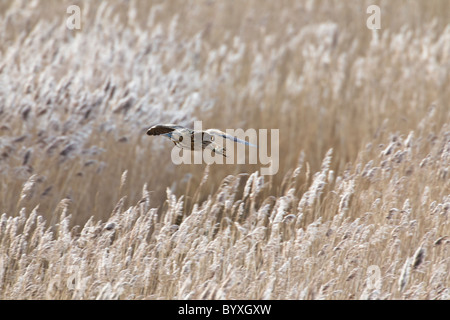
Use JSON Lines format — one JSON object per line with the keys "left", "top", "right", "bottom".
{"left": 0, "top": 0, "right": 449, "bottom": 299}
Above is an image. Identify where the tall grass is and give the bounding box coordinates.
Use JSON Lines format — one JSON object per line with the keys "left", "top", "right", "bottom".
{"left": 0, "top": 0, "right": 448, "bottom": 299}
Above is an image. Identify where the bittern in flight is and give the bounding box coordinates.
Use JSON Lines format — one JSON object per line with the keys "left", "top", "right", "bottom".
{"left": 146, "top": 124, "right": 256, "bottom": 157}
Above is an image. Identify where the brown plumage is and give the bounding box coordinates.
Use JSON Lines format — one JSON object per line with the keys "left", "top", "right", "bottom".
{"left": 146, "top": 124, "right": 256, "bottom": 157}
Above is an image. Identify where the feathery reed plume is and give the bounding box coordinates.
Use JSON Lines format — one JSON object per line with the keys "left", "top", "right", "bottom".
{"left": 412, "top": 244, "right": 425, "bottom": 270}
{"left": 19, "top": 174, "right": 37, "bottom": 203}
{"left": 398, "top": 258, "right": 411, "bottom": 293}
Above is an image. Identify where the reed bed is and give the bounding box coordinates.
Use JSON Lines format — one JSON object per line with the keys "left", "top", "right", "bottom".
{"left": 0, "top": 0, "right": 448, "bottom": 299}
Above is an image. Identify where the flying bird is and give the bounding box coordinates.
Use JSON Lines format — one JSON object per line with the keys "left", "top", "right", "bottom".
{"left": 146, "top": 124, "right": 256, "bottom": 157}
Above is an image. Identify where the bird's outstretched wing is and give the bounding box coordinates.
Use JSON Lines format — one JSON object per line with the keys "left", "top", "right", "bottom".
{"left": 205, "top": 129, "right": 257, "bottom": 148}
{"left": 146, "top": 124, "right": 187, "bottom": 136}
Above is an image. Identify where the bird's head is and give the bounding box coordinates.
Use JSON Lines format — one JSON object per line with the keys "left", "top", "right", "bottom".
{"left": 202, "top": 132, "right": 215, "bottom": 143}
{"left": 168, "top": 131, "right": 185, "bottom": 143}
